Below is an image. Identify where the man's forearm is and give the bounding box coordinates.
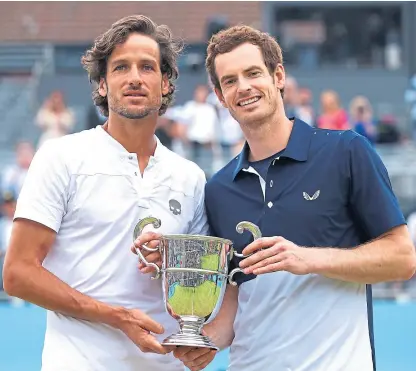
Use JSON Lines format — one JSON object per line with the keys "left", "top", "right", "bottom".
{"left": 4, "top": 263, "right": 125, "bottom": 328}
{"left": 312, "top": 228, "right": 416, "bottom": 283}
{"left": 204, "top": 318, "right": 234, "bottom": 350}
{"left": 203, "top": 285, "right": 238, "bottom": 350}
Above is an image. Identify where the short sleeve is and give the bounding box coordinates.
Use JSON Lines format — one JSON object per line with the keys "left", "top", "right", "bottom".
{"left": 187, "top": 168, "right": 210, "bottom": 236}
{"left": 347, "top": 135, "right": 405, "bottom": 240}
{"left": 14, "top": 140, "right": 70, "bottom": 233}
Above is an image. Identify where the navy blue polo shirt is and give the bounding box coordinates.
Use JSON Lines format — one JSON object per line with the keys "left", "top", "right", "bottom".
{"left": 204, "top": 118, "right": 405, "bottom": 371}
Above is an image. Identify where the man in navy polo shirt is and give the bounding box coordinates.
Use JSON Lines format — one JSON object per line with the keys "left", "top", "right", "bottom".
{"left": 167, "top": 25, "right": 416, "bottom": 371}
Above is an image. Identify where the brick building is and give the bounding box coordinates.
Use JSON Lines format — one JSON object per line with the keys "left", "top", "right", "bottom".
{"left": 0, "top": 2, "right": 262, "bottom": 43}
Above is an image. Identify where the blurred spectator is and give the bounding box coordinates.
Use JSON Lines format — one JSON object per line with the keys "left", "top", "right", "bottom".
{"left": 86, "top": 104, "right": 106, "bottom": 130}
{"left": 407, "top": 210, "right": 416, "bottom": 247}
{"left": 283, "top": 75, "right": 300, "bottom": 118}
{"left": 376, "top": 114, "right": 401, "bottom": 144}
{"left": 317, "top": 90, "right": 350, "bottom": 130}
{"left": 297, "top": 87, "right": 315, "bottom": 126}
{"left": 1, "top": 141, "right": 34, "bottom": 198}
{"left": 207, "top": 91, "right": 244, "bottom": 165}
{"left": 163, "top": 106, "right": 188, "bottom": 157}
{"left": 155, "top": 116, "right": 176, "bottom": 150}
{"left": 0, "top": 188, "right": 24, "bottom": 305}
{"left": 217, "top": 107, "right": 244, "bottom": 162}
{"left": 181, "top": 85, "right": 217, "bottom": 176}
{"left": 0, "top": 190, "right": 15, "bottom": 292}
{"left": 283, "top": 77, "right": 315, "bottom": 126}
{"left": 349, "top": 95, "right": 377, "bottom": 143}
{"left": 0, "top": 189, "right": 16, "bottom": 252}
{"left": 36, "top": 90, "right": 75, "bottom": 148}
{"left": 0, "top": 140, "right": 33, "bottom": 297}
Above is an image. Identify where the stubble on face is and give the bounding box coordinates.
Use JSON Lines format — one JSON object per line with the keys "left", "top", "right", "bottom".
{"left": 107, "top": 85, "right": 161, "bottom": 120}
{"left": 235, "top": 87, "right": 278, "bottom": 132}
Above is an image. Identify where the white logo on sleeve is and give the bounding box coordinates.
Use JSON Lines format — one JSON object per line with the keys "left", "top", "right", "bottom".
{"left": 303, "top": 190, "right": 320, "bottom": 201}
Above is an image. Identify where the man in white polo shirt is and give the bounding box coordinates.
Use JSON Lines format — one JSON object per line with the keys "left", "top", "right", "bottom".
{"left": 2, "top": 15, "right": 208, "bottom": 371}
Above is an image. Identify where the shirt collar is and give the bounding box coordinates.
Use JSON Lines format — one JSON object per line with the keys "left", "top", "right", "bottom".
{"left": 232, "top": 118, "right": 313, "bottom": 180}
{"left": 95, "top": 125, "right": 168, "bottom": 162}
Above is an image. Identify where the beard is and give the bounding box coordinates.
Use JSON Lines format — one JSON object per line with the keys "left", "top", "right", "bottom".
{"left": 107, "top": 92, "right": 161, "bottom": 120}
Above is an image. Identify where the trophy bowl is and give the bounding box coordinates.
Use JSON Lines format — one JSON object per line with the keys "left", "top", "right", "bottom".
{"left": 133, "top": 216, "right": 261, "bottom": 349}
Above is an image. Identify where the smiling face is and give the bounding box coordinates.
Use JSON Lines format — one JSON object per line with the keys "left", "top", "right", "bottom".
{"left": 214, "top": 43, "right": 285, "bottom": 128}
{"left": 98, "top": 33, "right": 169, "bottom": 120}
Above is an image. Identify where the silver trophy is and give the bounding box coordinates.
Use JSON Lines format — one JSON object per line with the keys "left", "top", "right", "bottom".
{"left": 133, "top": 216, "right": 261, "bottom": 349}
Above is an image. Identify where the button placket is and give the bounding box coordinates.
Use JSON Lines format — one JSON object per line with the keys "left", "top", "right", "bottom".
{"left": 126, "top": 154, "right": 139, "bottom": 177}
{"left": 266, "top": 156, "right": 279, "bottom": 206}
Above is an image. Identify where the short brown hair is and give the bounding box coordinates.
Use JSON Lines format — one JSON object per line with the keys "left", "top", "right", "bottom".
{"left": 206, "top": 25, "right": 284, "bottom": 96}
{"left": 81, "top": 15, "right": 183, "bottom": 117}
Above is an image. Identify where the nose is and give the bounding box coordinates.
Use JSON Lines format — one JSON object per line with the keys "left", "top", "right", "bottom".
{"left": 127, "top": 65, "right": 143, "bottom": 86}
{"left": 236, "top": 77, "right": 251, "bottom": 93}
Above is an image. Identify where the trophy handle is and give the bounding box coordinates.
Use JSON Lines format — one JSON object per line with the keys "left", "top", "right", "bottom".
{"left": 133, "top": 217, "right": 162, "bottom": 279}
{"left": 133, "top": 216, "right": 161, "bottom": 252}
{"left": 228, "top": 267, "right": 244, "bottom": 286}
{"left": 134, "top": 246, "right": 161, "bottom": 280}
{"left": 234, "top": 221, "right": 262, "bottom": 258}
{"left": 228, "top": 222, "right": 262, "bottom": 286}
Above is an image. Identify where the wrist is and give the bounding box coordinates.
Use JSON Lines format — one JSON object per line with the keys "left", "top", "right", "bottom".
{"left": 310, "top": 248, "right": 334, "bottom": 274}
{"left": 103, "top": 305, "right": 130, "bottom": 330}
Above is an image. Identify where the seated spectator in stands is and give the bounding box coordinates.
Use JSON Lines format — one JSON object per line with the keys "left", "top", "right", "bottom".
{"left": 0, "top": 190, "right": 15, "bottom": 251}
{"left": 0, "top": 189, "right": 16, "bottom": 291}
{"left": 377, "top": 114, "right": 401, "bottom": 144}
{"left": 283, "top": 75, "right": 300, "bottom": 118}
{"left": 407, "top": 210, "right": 416, "bottom": 248}
{"left": 36, "top": 90, "right": 75, "bottom": 148}
{"left": 86, "top": 104, "right": 106, "bottom": 130}
{"left": 0, "top": 189, "right": 25, "bottom": 305}
{"left": 155, "top": 116, "right": 174, "bottom": 150}
{"left": 349, "top": 95, "right": 377, "bottom": 143}
{"left": 1, "top": 140, "right": 34, "bottom": 198}
{"left": 162, "top": 106, "right": 188, "bottom": 157}
{"left": 317, "top": 90, "right": 350, "bottom": 130}
{"left": 297, "top": 87, "right": 316, "bottom": 127}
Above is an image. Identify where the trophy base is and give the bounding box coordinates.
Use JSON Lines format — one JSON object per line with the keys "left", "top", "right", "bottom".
{"left": 162, "top": 333, "right": 219, "bottom": 350}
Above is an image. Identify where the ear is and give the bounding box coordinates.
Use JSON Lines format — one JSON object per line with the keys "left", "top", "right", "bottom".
{"left": 214, "top": 87, "right": 228, "bottom": 108}
{"left": 274, "top": 64, "right": 285, "bottom": 92}
{"left": 98, "top": 78, "right": 107, "bottom": 98}
{"left": 162, "top": 74, "right": 170, "bottom": 96}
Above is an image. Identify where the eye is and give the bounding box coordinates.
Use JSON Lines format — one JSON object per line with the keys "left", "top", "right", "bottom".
{"left": 143, "top": 64, "right": 155, "bottom": 71}
{"left": 249, "top": 71, "right": 261, "bottom": 77}
{"left": 114, "top": 64, "right": 127, "bottom": 71}
{"left": 224, "top": 78, "right": 235, "bottom": 86}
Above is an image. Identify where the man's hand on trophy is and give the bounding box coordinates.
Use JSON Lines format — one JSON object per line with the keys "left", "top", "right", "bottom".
{"left": 173, "top": 346, "right": 217, "bottom": 371}
{"left": 131, "top": 231, "right": 163, "bottom": 273}
{"left": 115, "top": 308, "right": 172, "bottom": 354}
{"left": 239, "top": 236, "right": 323, "bottom": 275}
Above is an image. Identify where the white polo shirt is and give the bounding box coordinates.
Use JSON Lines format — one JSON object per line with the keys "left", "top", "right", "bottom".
{"left": 14, "top": 126, "right": 209, "bottom": 371}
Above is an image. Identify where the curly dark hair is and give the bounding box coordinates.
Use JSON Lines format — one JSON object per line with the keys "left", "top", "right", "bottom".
{"left": 81, "top": 15, "right": 183, "bottom": 116}
{"left": 206, "top": 25, "right": 284, "bottom": 98}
